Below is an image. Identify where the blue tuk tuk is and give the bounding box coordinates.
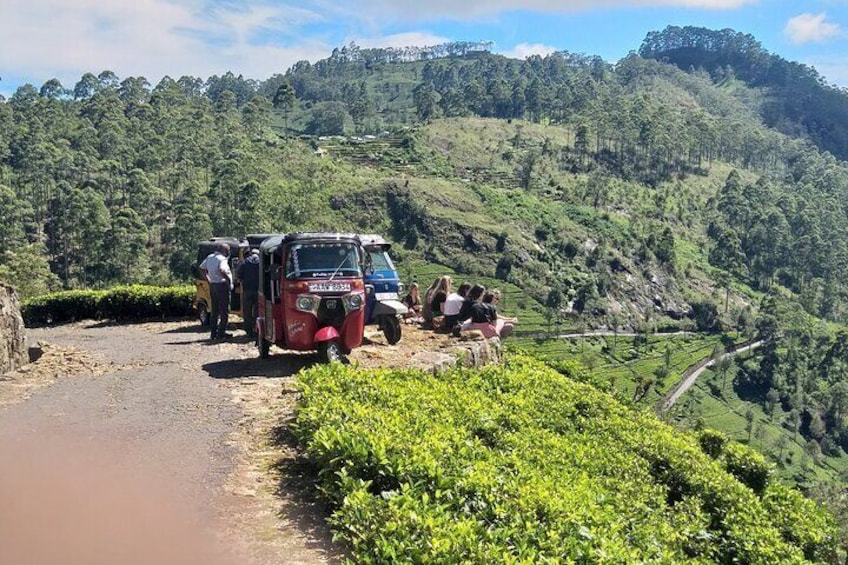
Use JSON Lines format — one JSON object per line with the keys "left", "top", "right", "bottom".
{"left": 360, "top": 234, "right": 407, "bottom": 345}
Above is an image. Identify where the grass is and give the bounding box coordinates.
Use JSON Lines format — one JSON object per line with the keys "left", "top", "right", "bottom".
{"left": 670, "top": 363, "right": 848, "bottom": 485}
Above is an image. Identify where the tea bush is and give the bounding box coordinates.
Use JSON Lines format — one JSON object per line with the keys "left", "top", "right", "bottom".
{"left": 22, "top": 285, "right": 194, "bottom": 325}
{"left": 294, "top": 355, "right": 838, "bottom": 564}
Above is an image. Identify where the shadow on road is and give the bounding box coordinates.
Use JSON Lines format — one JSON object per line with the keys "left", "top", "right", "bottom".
{"left": 202, "top": 354, "right": 316, "bottom": 379}
{"left": 269, "top": 420, "right": 343, "bottom": 563}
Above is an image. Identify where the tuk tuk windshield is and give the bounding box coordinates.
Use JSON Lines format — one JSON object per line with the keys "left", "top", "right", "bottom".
{"left": 286, "top": 243, "right": 361, "bottom": 279}
{"left": 367, "top": 249, "right": 395, "bottom": 272}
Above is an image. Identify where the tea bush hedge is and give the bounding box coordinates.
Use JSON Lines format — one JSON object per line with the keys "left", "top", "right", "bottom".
{"left": 294, "top": 355, "right": 838, "bottom": 564}
{"left": 22, "top": 285, "right": 194, "bottom": 325}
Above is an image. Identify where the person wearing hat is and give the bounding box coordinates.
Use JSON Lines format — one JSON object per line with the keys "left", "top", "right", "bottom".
{"left": 237, "top": 248, "right": 261, "bottom": 340}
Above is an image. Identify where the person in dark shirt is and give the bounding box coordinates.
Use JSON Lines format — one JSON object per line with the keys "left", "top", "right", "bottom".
{"left": 402, "top": 282, "right": 423, "bottom": 323}
{"left": 237, "top": 249, "right": 261, "bottom": 339}
{"left": 468, "top": 291, "right": 515, "bottom": 339}
{"left": 452, "top": 284, "right": 485, "bottom": 336}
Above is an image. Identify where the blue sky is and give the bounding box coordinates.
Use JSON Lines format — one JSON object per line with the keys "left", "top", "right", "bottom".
{"left": 2, "top": 0, "right": 848, "bottom": 98}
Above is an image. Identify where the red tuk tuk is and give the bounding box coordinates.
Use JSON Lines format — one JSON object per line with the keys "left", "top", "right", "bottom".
{"left": 256, "top": 233, "right": 366, "bottom": 363}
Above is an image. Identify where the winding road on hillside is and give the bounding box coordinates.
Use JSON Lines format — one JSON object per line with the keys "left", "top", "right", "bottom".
{"left": 659, "top": 340, "right": 763, "bottom": 414}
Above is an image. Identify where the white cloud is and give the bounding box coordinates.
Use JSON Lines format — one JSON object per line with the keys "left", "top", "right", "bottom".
{"left": 784, "top": 13, "right": 842, "bottom": 45}
{"left": 327, "top": 0, "right": 757, "bottom": 23}
{"left": 352, "top": 32, "right": 453, "bottom": 50}
{"left": 500, "top": 43, "right": 559, "bottom": 60}
{"left": 0, "top": 0, "right": 331, "bottom": 88}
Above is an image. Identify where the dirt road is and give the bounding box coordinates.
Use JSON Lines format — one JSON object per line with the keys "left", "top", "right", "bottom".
{"left": 0, "top": 320, "right": 342, "bottom": 565}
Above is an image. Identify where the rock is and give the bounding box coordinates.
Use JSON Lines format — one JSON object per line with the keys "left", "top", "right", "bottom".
{"left": 28, "top": 344, "right": 44, "bottom": 363}
{"left": 459, "top": 330, "right": 486, "bottom": 341}
{"left": 453, "top": 337, "right": 501, "bottom": 368}
{"left": 409, "top": 351, "right": 457, "bottom": 374}
{"left": 0, "top": 283, "right": 28, "bottom": 374}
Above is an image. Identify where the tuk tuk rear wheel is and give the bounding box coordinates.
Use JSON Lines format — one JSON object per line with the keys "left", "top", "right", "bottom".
{"left": 258, "top": 339, "right": 270, "bottom": 359}
{"left": 197, "top": 302, "right": 210, "bottom": 326}
{"left": 380, "top": 315, "right": 402, "bottom": 345}
{"left": 318, "top": 339, "right": 343, "bottom": 364}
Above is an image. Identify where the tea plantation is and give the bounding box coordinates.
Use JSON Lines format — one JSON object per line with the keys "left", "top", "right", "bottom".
{"left": 294, "top": 355, "right": 837, "bottom": 563}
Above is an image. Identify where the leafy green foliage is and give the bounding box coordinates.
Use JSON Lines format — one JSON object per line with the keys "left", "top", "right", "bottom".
{"left": 293, "top": 355, "right": 838, "bottom": 563}
{"left": 22, "top": 285, "right": 193, "bottom": 325}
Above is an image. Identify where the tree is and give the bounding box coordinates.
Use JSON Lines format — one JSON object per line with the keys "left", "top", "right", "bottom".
{"left": 745, "top": 408, "right": 755, "bottom": 442}
{"left": 0, "top": 243, "right": 61, "bottom": 299}
{"left": 775, "top": 434, "right": 789, "bottom": 462}
{"left": 272, "top": 82, "right": 296, "bottom": 136}
{"left": 413, "top": 82, "right": 438, "bottom": 122}
{"left": 106, "top": 207, "right": 149, "bottom": 283}
{"left": 167, "top": 180, "right": 213, "bottom": 276}
{"left": 765, "top": 388, "right": 780, "bottom": 421}
{"left": 0, "top": 184, "right": 28, "bottom": 256}
{"left": 545, "top": 287, "right": 564, "bottom": 333}
{"left": 307, "top": 102, "right": 353, "bottom": 136}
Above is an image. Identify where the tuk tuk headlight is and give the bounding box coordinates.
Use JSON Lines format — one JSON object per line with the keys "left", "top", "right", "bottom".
{"left": 343, "top": 292, "right": 363, "bottom": 311}
{"left": 296, "top": 295, "right": 317, "bottom": 313}
{"left": 397, "top": 282, "right": 405, "bottom": 295}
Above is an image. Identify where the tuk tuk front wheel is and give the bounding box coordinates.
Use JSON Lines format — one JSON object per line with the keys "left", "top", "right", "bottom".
{"left": 318, "top": 339, "right": 344, "bottom": 364}
{"left": 380, "top": 315, "right": 402, "bottom": 345}
{"left": 197, "top": 302, "right": 210, "bottom": 326}
{"left": 258, "top": 339, "right": 270, "bottom": 359}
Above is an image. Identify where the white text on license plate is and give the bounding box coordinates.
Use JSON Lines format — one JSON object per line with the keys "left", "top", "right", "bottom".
{"left": 308, "top": 282, "right": 351, "bottom": 293}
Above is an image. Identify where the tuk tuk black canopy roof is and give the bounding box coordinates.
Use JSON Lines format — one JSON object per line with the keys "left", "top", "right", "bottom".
{"left": 258, "top": 232, "right": 362, "bottom": 255}
{"left": 196, "top": 237, "right": 241, "bottom": 263}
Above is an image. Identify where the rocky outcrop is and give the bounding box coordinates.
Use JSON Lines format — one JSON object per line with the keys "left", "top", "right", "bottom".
{"left": 403, "top": 334, "right": 502, "bottom": 374}
{"left": 0, "top": 283, "right": 28, "bottom": 374}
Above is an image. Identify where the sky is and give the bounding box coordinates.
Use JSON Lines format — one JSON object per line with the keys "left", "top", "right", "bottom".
{"left": 2, "top": 0, "right": 848, "bottom": 98}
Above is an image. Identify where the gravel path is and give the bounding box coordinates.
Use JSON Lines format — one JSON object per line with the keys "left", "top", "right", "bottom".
{"left": 0, "top": 320, "right": 340, "bottom": 565}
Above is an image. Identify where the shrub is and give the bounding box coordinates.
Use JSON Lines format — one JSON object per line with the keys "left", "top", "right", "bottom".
{"left": 22, "top": 285, "right": 194, "bottom": 326}
{"left": 721, "top": 442, "right": 772, "bottom": 494}
{"left": 293, "top": 355, "right": 837, "bottom": 563}
{"left": 698, "top": 429, "right": 729, "bottom": 459}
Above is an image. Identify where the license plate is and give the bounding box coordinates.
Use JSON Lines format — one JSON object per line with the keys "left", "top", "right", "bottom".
{"left": 308, "top": 282, "right": 351, "bottom": 293}
{"left": 375, "top": 292, "right": 399, "bottom": 301}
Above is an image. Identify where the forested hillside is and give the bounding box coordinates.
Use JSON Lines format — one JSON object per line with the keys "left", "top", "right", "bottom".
{"left": 5, "top": 37, "right": 848, "bottom": 323}
{"left": 640, "top": 26, "right": 848, "bottom": 161}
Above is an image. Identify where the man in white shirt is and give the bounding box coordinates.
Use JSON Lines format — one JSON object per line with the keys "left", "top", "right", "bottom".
{"left": 443, "top": 281, "right": 471, "bottom": 331}
{"left": 199, "top": 243, "right": 233, "bottom": 340}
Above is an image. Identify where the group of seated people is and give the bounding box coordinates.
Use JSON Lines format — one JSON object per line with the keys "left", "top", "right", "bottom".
{"left": 402, "top": 275, "right": 517, "bottom": 339}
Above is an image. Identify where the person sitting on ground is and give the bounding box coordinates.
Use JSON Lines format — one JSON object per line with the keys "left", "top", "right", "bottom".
{"left": 422, "top": 275, "right": 451, "bottom": 329}
{"left": 491, "top": 288, "right": 518, "bottom": 326}
{"left": 402, "top": 282, "right": 423, "bottom": 323}
{"left": 443, "top": 281, "right": 471, "bottom": 330}
{"left": 467, "top": 291, "right": 515, "bottom": 339}
{"left": 421, "top": 276, "right": 441, "bottom": 326}
{"left": 428, "top": 275, "right": 452, "bottom": 329}
{"left": 454, "top": 284, "right": 486, "bottom": 335}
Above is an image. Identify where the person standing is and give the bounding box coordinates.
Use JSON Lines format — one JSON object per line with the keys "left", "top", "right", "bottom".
{"left": 237, "top": 248, "right": 261, "bottom": 340}
{"left": 200, "top": 243, "right": 233, "bottom": 340}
